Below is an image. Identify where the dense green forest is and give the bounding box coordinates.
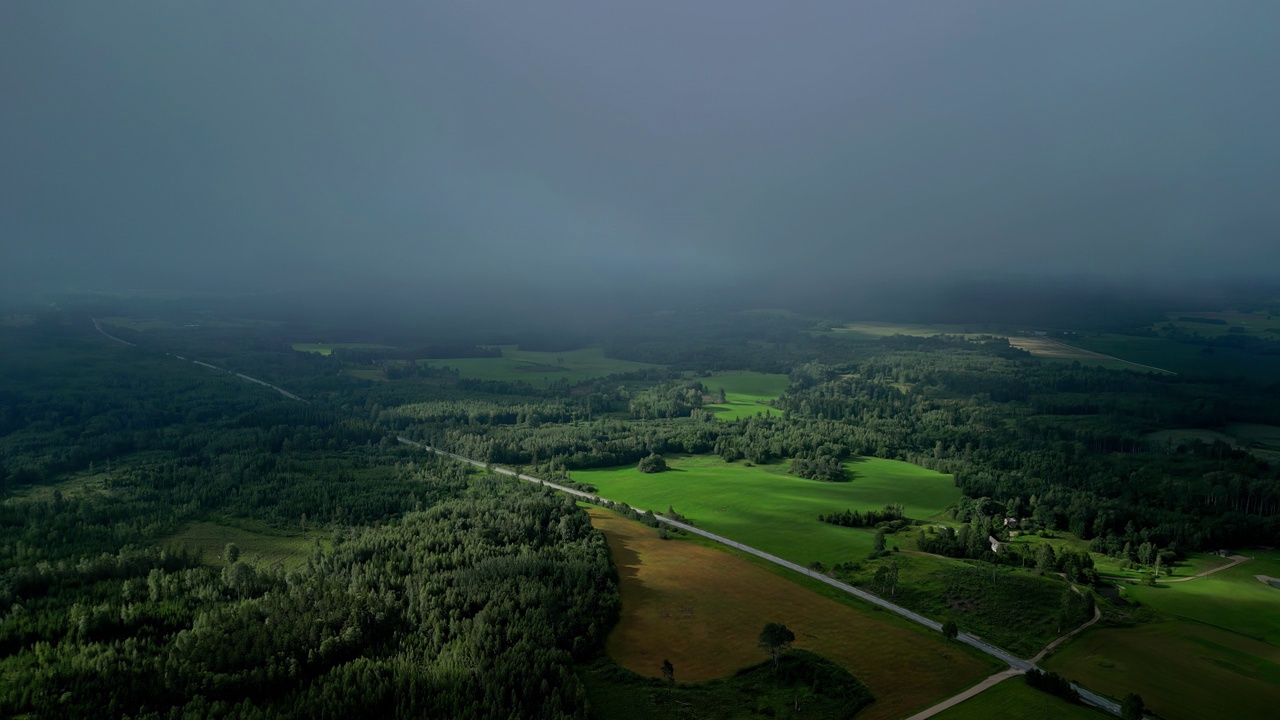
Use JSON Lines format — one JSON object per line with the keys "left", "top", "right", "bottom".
{"left": 3, "top": 300, "right": 1279, "bottom": 717}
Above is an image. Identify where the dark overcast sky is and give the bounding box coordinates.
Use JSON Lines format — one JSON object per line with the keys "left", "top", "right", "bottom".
{"left": 4, "top": 1, "right": 1279, "bottom": 298}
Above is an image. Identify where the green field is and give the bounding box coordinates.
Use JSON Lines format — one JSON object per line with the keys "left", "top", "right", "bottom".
{"left": 1147, "top": 424, "right": 1280, "bottom": 462}
{"left": 163, "top": 521, "right": 321, "bottom": 570}
{"left": 1160, "top": 311, "right": 1280, "bottom": 338}
{"left": 1071, "top": 333, "right": 1280, "bottom": 380}
{"left": 291, "top": 342, "right": 396, "bottom": 356}
{"left": 1043, "top": 620, "right": 1280, "bottom": 720}
{"left": 699, "top": 371, "right": 789, "bottom": 420}
{"left": 1121, "top": 550, "right": 1280, "bottom": 645}
{"left": 421, "top": 346, "right": 659, "bottom": 386}
{"left": 930, "top": 676, "right": 1111, "bottom": 720}
{"left": 573, "top": 454, "right": 960, "bottom": 568}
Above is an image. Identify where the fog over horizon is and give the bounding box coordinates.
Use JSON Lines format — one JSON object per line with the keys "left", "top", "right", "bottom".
{"left": 4, "top": 2, "right": 1280, "bottom": 309}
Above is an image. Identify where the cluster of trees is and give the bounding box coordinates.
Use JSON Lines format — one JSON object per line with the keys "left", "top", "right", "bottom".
{"left": 818, "top": 504, "right": 905, "bottom": 528}
{"left": 636, "top": 454, "right": 668, "bottom": 473}
{"left": 1024, "top": 669, "right": 1079, "bottom": 703}
{"left": 789, "top": 452, "right": 846, "bottom": 482}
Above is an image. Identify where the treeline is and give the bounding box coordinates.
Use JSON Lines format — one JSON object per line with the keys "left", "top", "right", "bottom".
{"left": 818, "top": 504, "right": 904, "bottom": 528}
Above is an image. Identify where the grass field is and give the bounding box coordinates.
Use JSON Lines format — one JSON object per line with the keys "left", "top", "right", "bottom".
{"left": 1042, "top": 620, "right": 1280, "bottom": 720}
{"left": 163, "top": 520, "right": 321, "bottom": 570}
{"left": 573, "top": 455, "right": 960, "bottom": 568}
{"left": 1071, "top": 333, "right": 1280, "bottom": 380}
{"left": 699, "top": 371, "right": 789, "bottom": 420}
{"left": 588, "top": 507, "right": 992, "bottom": 720}
{"left": 1147, "top": 424, "right": 1280, "bottom": 463}
{"left": 929, "top": 675, "right": 1111, "bottom": 720}
{"left": 1160, "top": 311, "right": 1280, "bottom": 338}
{"left": 1120, "top": 550, "right": 1280, "bottom": 645}
{"left": 420, "top": 346, "right": 658, "bottom": 386}
{"left": 291, "top": 342, "right": 396, "bottom": 356}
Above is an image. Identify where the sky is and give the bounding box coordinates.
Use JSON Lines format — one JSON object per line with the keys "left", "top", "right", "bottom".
{"left": 4, "top": 1, "right": 1280, "bottom": 303}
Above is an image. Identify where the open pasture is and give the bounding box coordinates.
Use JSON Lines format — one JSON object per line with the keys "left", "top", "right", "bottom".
{"left": 929, "top": 675, "right": 1111, "bottom": 720}
{"left": 574, "top": 454, "right": 960, "bottom": 568}
{"left": 588, "top": 507, "right": 992, "bottom": 720}
{"left": 421, "top": 346, "right": 658, "bottom": 386}
{"left": 163, "top": 520, "right": 320, "bottom": 570}
{"left": 1042, "top": 620, "right": 1280, "bottom": 720}
{"left": 1121, "top": 550, "right": 1280, "bottom": 645}
{"left": 699, "top": 371, "right": 789, "bottom": 420}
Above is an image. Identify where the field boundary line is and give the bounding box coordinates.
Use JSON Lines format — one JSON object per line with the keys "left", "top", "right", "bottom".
{"left": 397, "top": 437, "right": 1126, "bottom": 717}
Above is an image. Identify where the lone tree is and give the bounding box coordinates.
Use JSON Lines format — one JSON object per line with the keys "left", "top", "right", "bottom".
{"left": 661, "top": 658, "right": 675, "bottom": 689}
{"left": 224, "top": 543, "right": 240, "bottom": 565}
{"left": 758, "top": 622, "right": 796, "bottom": 671}
{"left": 941, "top": 619, "right": 958, "bottom": 642}
{"left": 1121, "top": 693, "right": 1145, "bottom": 720}
{"left": 637, "top": 453, "right": 668, "bottom": 474}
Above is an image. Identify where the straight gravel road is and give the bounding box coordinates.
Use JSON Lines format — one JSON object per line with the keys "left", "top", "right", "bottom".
{"left": 397, "top": 437, "right": 1124, "bottom": 717}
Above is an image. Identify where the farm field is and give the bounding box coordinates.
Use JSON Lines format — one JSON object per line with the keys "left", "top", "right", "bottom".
{"left": 1159, "top": 310, "right": 1280, "bottom": 338}
{"left": 699, "top": 371, "right": 789, "bottom": 420}
{"left": 587, "top": 507, "right": 992, "bottom": 720}
{"left": 421, "top": 346, "right": 658, "bottom": 386}
{"left": 823, "top": 321, "right": 989, "bottom": 339}
{"left": 291, "top": 342, "right": 395, "bottom": 356}
{"left": 581, "top": 651, "right": 872, "bottom": 720}
{"left": 574, "top": 454, "right": 960, "bottom": 568}
{"left": 1070, "top": 333, "right": 1280, "bottom": 380}
{"left": 929, "top": 675, "right": 1111, "bottom": 720}
{"left": 1042, "top": 620, "right": 1280, "bottom": 720}
{"left": 1121, "top": 550, "right": 1280, "bottom": 645}
{"left": 163, "top": 520, "right": 320, "bottom": 570}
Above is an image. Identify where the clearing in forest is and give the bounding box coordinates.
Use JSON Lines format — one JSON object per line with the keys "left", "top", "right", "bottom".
{"left": 574, "top": 455, "right": 959, "bottom": 568}
{"left": 164, "top": 521, "right": 320, "bottom": 570}
{"left": 698, "top": 371, "right": 789, "bottom": 419}
{"left": 1042, "top": 620, "right": 1280, "bottom": 720}
{"left": 587, "top": 507, "right": 992, "bottom": 720}
{"left": 420, "top": 346, "right": 658, "bottom": 386}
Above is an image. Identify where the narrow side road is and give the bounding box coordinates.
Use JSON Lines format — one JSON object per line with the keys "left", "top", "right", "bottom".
{"left": 397, "top": 437, "right": 1124, "bottom": 717}
{"left": 902, "top": 669, "right": 1020, "bottom": 720}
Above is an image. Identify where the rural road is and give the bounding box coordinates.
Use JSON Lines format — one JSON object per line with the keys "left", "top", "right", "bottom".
{"left": 92, "top": 317, "right": 306, "bottom": 402}
{"left": 1161, "top": 553, "right": 1248, "bottom": 583}
{"left": 397, "top": 437, "right": 1125, "bottom": 717}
